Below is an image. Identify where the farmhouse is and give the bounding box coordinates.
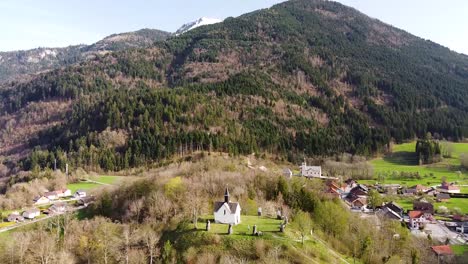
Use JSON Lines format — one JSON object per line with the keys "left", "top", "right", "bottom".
{"left": 49, "top": 202, "right": 67, "bottom": 214}
{"left": 438, "top": 181, "right": 460, "bottom": 194}
{"left": 413, "top": 201, "right": 434, "bottom": 214}
{"left": 55, "top": 189, "right": 72, "bottom": 198}
{"left": 403, "top": 185, "right": 431, "bottom": 196}
{"left": 7, "top": 212, "right": 24, "bottom": 222}
{"left": 380, "top": 202, "right": 404, "bottom": 220}
{"left": 436, "top": 193, "right": 451, "bottom": 202}
{"left": 77, "top": 196, "right": 96, "bottom": 206}
{"left": 300, "top": 161, "right": 321, "bottom": 178}
{"left": 22, "top": 208, "right": 40, "bottom": 219}
{"left": 431, "top": 245, "right": 454, "bottom": 262}
{"left": 74, "top": 190, "right": 87, "bottom": 198}
{"left": 33, "top": 196, "right": 50, "bottom": 205}
{"left": 325, "top": 181, "right": 345, "bottom": 198}
{"left": 44, "top": 191, "right": 58, "bottom": 200}
{"left": 408, "top": 210, "right": 431, "bottom": 229}
{"left": 213, "top": 188, "right": 241, "bottom": 225}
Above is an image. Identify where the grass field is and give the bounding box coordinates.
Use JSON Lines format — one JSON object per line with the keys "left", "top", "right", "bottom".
{"left": 190, "top": 215, "right": 354, "bottom": 263}
{"left": 198, "top": 215, "right": 283, "bottom": 236}
{"left": 89, "top": 175, "right": 121, "bottom": 185}
{"left": 67, "top": 175, "right": 125, "bottom": 193}
{"left": 366, "top": 142, "right": 468, "bottom": 187}
{"left": 451, "top": 245, "right": 468, "bottom": 256}
{"left": 395, "top": 197, "right": 468, "bottom": 214}
{"left": 67, "top": 182, "right": 101, "bottom": 193}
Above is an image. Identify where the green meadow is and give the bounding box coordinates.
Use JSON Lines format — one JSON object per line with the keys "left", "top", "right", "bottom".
{"left": 67, "top": 182, "right": 102, "bottom": 193}
{"left": 362, "top": 142, "right": 468, "bottom": 187}
{"left": 67, "top": 175, "right": 126, "bottom": 193}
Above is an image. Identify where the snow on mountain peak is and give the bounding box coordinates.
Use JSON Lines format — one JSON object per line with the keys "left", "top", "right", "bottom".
{"left": 175, "top": 17, "right": 223, "bottom": 35}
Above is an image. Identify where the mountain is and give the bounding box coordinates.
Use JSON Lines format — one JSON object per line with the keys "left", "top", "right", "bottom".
{"left": 175, "top": 17, "right": 223, "bottom": 35}
{"left": 1, "top": 0, "right": 468, "bottom": 172}
{"left": 0, "top": 29, "right": 170, "bottom": 83}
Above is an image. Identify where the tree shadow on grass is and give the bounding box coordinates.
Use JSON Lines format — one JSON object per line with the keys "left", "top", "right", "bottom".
{"left": 383, "top": 151, "right": 419, "bottom": 166}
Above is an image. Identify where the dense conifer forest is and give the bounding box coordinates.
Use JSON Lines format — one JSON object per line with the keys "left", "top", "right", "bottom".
{"left": 1, "top": 0, "right": 468, "bottom": 171}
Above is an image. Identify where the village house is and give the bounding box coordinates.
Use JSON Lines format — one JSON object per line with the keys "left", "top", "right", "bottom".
{"left": 345, "top": 184, "right": 369, "bottom": 210}
{"left": 436, "top": 193, "right": 451, "bottom": 202}
{"left": 213, "top": 188, "right": 241, "bottom": 225}
{"left": 22, "top": 208, "right": 40, "bottom": 219}
{"left": 44, "top": 191, "right": 58, "bottom": 200}
{"left": 413, "top": 201, "right": 434, "bottom": 214}
{"left": 54, "top": 189, "right": 72, "bottom": 198}
{"left": 438, "top": 181, "right": 460, "bottom": 194}
{"left": 77, "top": 196, "right": 96, "bottom": 207}
{"left": 408, "top": 184, "right": 430, "bottom": 194}
{"left": 378, "top": 202, "right": 404, "bottom": 221}
{"left": 325, "top": 181, "right": 345, "bottom": 199}
{"left": 48, "top": 202, "right": 67, "bottom": 214}
{"left": 424, "top": 187, "right": 438, "bottom": 196}
{"left": 74, "top": 190, "right": 87, "bottom": 198}
{"left": 431, "top": 245, "right": 454, "bottom": 262}
{"left": 7, "top": 212, "right": 24, "bottom": 222}
{"left": 300, "top": 161, "right": 321, "bottom": 178}
{"left": 408, "top": 210, "right": 432, "bottom": 230}
{"left": 33, "top": 196, "right": 50, "bottom": 205}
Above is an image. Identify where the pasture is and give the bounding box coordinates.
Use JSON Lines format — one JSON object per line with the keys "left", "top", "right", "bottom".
{"left": 365, "top": 142, "right": 468, "bottom": 188}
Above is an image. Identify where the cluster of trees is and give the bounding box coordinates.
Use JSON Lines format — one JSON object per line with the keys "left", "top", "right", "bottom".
{"left": 416, "top": 138, "right": 442, "bottom": 164}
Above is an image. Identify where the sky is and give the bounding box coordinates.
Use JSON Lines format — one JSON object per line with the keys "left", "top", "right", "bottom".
{"left": 0, "top": 0, "right": 467, "bottom": 55}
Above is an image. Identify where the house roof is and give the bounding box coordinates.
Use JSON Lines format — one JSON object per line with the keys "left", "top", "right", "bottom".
{"left": 214, "top": 202, "right": 239, "bottom": 213}
{"left": 437, "top": 193, "right": 451, "bottom": 200}
{"left": 44, "top": 191, "right": 57, "bottom": 196}
{"left": 379, "top": 207, "right": 403, "bottom": 220}
{"left": 383, "top": 202, "right": 403, "bottom": 214}
{"left": 410, "top": 184, "right": 428, "bottom": 191}
{"left": 431, "top": 245, "right": 453, "bottom": 256}
{"left": 413, "top": 201, "right": 434, "bottom": 209}
{"left": 78, "top": 196, "right": 96, "bottom": 203}
{"left": 441, "top": 182, "right": 460, "bottom": 190}
{"left": 33, "top": 196, "right": 49, "bottom": 201}
{"left": 408, "top": 210, "right": 424, "bottom": 219}
{"left": 24, "top": 208, "right": 40, "bottom": 214}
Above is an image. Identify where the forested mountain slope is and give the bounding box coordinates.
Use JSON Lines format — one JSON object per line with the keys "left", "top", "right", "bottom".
{"left": 0, "top": 29, "right": 170, "bottom": 83}
{"left": 1, "top": 0, "right": 468, "bottom": 172}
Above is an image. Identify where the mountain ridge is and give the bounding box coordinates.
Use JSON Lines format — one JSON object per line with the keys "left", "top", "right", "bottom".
{"left": 0, "top": 28, "right": 171, "bottom": 83}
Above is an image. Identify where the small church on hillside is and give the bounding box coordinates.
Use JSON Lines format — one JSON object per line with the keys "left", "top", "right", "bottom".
{"left": 213, "top": 188, "right": 241, "bottom": 225}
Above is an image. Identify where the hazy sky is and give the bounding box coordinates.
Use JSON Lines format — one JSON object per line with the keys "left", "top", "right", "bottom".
{"left": 1, "top": 0, "right": 467, "bottom": 55}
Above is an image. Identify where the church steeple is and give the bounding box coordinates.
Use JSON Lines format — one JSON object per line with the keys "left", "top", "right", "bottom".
{"left": 224, "top": 187, "right": 230, "bottom": 203}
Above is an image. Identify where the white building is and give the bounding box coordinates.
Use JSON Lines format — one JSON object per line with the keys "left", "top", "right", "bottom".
{"left": 300, "top": 161, "right": 322, "bottom": 178}
{"left": 33, "top": 196, "right": 50, "bottom": 205}
{"left": 213, "top": 188, "right": 241, "bottom": 225}
{"left": 55, "top": 189, "right": 72, "bottom": 198}
{"left": 74, "top": 190, "right": 87, "bottom": 198}
{"left": 44, "top": 191, "right": 58, "bottom": 200}
{"left": 22, "top": 208, "right": 40, "bottom": 219}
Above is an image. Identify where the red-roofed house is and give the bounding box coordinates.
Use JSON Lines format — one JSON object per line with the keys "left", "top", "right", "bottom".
{"left": 431, "top": 245, "right": 453, "bottom": 256}
{"left": 408, "top": 210, "right": 431, "bottom": 229}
